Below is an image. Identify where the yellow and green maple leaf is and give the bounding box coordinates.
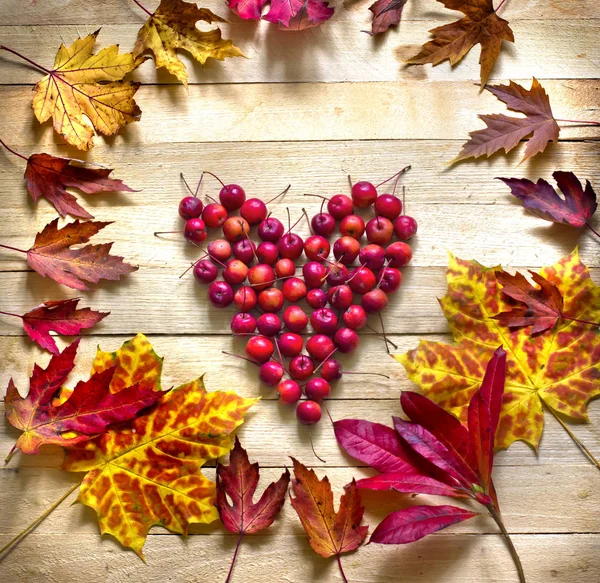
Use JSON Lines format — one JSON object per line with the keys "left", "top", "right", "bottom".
{"left": 396, "top": 249, "right": 600, "bottom": 451}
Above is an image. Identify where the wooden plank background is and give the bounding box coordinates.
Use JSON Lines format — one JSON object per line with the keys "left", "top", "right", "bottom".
{"left": 0, "top": 0, "right": 599, "bottom": 581}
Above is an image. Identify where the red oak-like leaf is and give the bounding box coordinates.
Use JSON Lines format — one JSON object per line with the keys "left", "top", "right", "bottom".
{"left": 370, "top": 505, "right": 479, "bottom": 544}
{"left": 368, "top": 0, "right": 408, "bottom": 35}
{"left": 228, "top": 0, "right": 267, "bottom": 19}
{"left": 493, "top": 270, "right": 564, "bottom": 335}
{"left": 263, "top": 0, "right": 334, "bottom": 30}
{"left": 4, "top": 339, "right": 162, "bottom": 460}
{"left": 216, "top": 437, "right": 289, "bottom": 580}
{"left": 2, "top": 298, "right": 109, "bottom": 354}
{"left": 453, "top": 78, "right": 560, "bottom": 164}
{"left": 22, "top": 219, "right": 138, "bottom": 290}
{"left": 498, "top": 172, "right": 597, "bottom": 229}
{"left": 290, "top": 458, "right": 367, "bottom": 580}
{"left": 355, "top": 472, "right": 468, "bottom": 498}
{"left": 24, "top": 153, "right": 135, "bottom": 219}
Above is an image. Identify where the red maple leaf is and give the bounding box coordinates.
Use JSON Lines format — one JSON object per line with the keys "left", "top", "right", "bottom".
{"left": 368, "top": 0, "right": 408, "bottom": 35}
{"left": 263, "top": 0, "right": 334, "bottom": 30}
{"left": 216, "top": 437, "right": 289, "bottom": 581}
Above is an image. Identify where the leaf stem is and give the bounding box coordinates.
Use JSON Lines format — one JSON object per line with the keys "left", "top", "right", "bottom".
{"left": 555, "top": 119, "right": 600, "bottom": 127}
{"left": 0, "top": 243, "right": 27, "bottom": 254}
{"left": 131, "top": 0, "right": 153, "bottom": 17}
{"left": 0, "top": 45, "right": 51, "bottom": 75}
{"left": 0, "top": 139, "right": 27, "bottom": 161}
{"left": 487, "top": 505, "right": 526, "bottom": 583}
{"left": 562, "top": 315, "right": 600, "bottom": 328}
{"left": 336, "top": 554, "right": 349, "bottom": 583}
{"left": 495, "top": 0, "right": 509, "bottom": 11}
{"left": 0, "top": 481, "right": 81, "bottom": 558}
{"left": 544, "top": 404, "right": 600, "bottom": 470}
{"left": 224, "top": 532, "right": 244, "bottom": 583}
{"left": 0, "top": 310, "right": 22, "bottom": 320}
{"left": 586, "top": 222, "right": 600, "bottom": 241}
{"left": 4, "top": 444, "right": 18, "bottom": 465}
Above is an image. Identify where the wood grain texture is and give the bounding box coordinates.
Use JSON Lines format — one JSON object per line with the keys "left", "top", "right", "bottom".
{"left": 0, "top": 0, "right": 599, "bottom": 581}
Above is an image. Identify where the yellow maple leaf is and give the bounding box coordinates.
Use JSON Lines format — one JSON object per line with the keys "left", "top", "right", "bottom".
{"left": 395, "top": 249, "right": 600, "bottom": 451}
{"left": 32, "top": 29, "right": 141, "bottom": 151}
{"left": 63, "top": 376, "right": 258, "bottom": 557}
{"left": 133, "top": 0, "right": 245, "bottom": 87}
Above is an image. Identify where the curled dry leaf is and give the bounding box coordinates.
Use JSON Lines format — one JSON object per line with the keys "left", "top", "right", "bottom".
{"left": 290, "top": 458, "right": 368, "bottom": 582}
{"left": 63, "top": 375, "right": 258, "bottom": 557}
{"left": 0, "top": 298, "right": 109, "bottom": 355}
{"left": 498, "top": 171, "right": 598, "bottom": 230}
{"left": 133, "top": 0, "right": 244, "bottom": 87}
{"left": 407, "top": 0, "right": 513, "bottom": 86}
{"left": 216, "top": 437, "right": 290, "bottom": 582}
{"left": 4, "top": 338, "right": 163, "bottom": 460}
{"left": 452, "top": 78, "right": 560, "bottom": 164}
{"left": 369, "top": 0, "right": 408, "bottom": 35}
{"left": 396, "top": 250, "right": 600, "bottom": 453}
{"left": 31, "top": 30, "right": 141, "bottom": 151}
{"left": 8, "top": 218, "right": 138, "bottom": 291}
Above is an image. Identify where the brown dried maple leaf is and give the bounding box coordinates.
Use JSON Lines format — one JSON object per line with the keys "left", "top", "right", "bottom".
{"left": 368, "top": 0, "right": 408, "bottom": 35}
{"left": 452, "top": 78, "right": 560, "bottom": 164}
{"left": 407, "top": 0, "right": 513, "bottom": 86}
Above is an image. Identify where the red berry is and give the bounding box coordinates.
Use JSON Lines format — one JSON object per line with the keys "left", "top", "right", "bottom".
{"left": 259, "top": 360, "right": 284, "bottom": 386}
{"left": 386, "top": 242, "right": 412, "bottom": 267}
{"left": 327, "top": 194, "right": 354, "bottom": 220}
{"left": 321, "top": 359, "right": 342, "bottom": 381}
{"left": 306, "top": 334, "right": 335, "bottom": 361}
{"left": 328, "top": 285, "right": 353, "bottom": 310}
{"left": 193, "top": 259, "right": 217, "bottom": 283}
{"left": 245, "top": 335, "right": 274, "bottom": 364}
{"left": 304, "top": 235, "right": 330, "bottom": 262}
{"left": 348, "top": 266, "right": 376, "bottom": 294}
{"left": 208, "top": 239, "right": 231, "bottom": 263}
{"left": 326, "top": 262, "right": 349, "bottom": 286}
{"left": 184, "top": 218, "right": 207, "bottom": 244}
{"left": 378, "top": 267, "right": 402, "bottom": 293}
{"left": 312, "top": 212, "right": 336, "bottom": 237}
{"left": 241, "top": 198, "right": 268, "bottom": 225}
{"left": 305, "top": 378, "right": 331, "bottom": 401}
{"left": 231, "top": 312, "right": 257, "bottom": 335}
{"left": 289, "top": 355, "right": 315, "bottom": 380}
{"left": 296, "top": 400, "right": 322, "bottom": 425}
{"left": 208, "top": 280, "right": 234, "bottom": 308}
{"left": 359, "top": 244, "right": 385, "bottom": 271}
{"left": 394, "top": 215, "right": 418, "bottom": 240}
{"left": 351, "top": 181, "right": 377, "bottom": 208}
{"left": 233, "top": 239, "right": 257, "bottom": 265}
{"left": 333, "top": 236, "right": 360, "bottom": 265}
{"left": 374, "top": 193, "right": 402, "bottom": 220}
{"left": 179, "top": 196, "right": 203, "bottom": 220}
{"left": 202, "top": 203, "right": 228, "bottom": 229}
{"left": 284, "top": 305, "right": 309, "bottom": 333}
{"left": 258, "top": 287, "right": 284, "bottom": 313}
{"left": 310, "top": 308, "right": 338, "bottom": 336}
{"left": 366, "top": 216, "right": 393, "bottom": 245}
{"left": 222, "top": 216, "right": 250, "bottom": 242}
{"left": 279, "top": 332, "right": 303, "bottom": 357}
{"left": 257, "top": 313, "right": 282, "bottom": 337}
{"left": 248, "top": 263, "right": 275, "bottom": 291}
{"left": 258, "top": 217, "right": 284, "bottom": 242}
{"left": 233, "top": 286, "right": 257, "bottom": 311}
{"left": 282, "top": 277, "right": 307, "bottom": 302}
{"left": 339, "top": 214, "right": 365, "bottom": 239}
{"left": 306, "top": 288, "right": 327, "bottom": 309}
{"left": 343, "top": 305, "right": 367, "bottom": 330}
{"left": 362, "top": 288, "right": 389, "bottom": 313}
{"left": 256, "top": 241, "right": 279, "bottom": 265}
{"left": 303, "top": 262, "right": 327, "bottom": 289}
{"left": 219, "top": 184, "right": 246, "bottom": 211}
{"left": 277, "top": 380, "right": 302, "bottom": 404}
{"left": 224, "top": 259, "right": 248, "bottom": 285}
{"left": 277, "top": 232, "right": 304, "bottom": 260}
{"left": 333, "top": 327, "right": 360, "bottom": 353}
{"left": 275, "top": 258, "right": 296, "bottom": 278}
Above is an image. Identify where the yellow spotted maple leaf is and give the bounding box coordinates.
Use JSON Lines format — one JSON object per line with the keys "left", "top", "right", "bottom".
{"left": 133, "top": 0, "right": 244, "bottom": 87}
{"left": 63, "top": 376, "right": 258, "bottom": 557}
{"left": 32, "top": 30, "right": 141, "bottom": 151}
{"left": 396, "top": 249, "right": 600, "bottom": 452}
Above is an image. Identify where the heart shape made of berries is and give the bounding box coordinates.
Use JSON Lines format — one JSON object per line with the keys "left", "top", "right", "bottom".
{"left": 158, "top": 168, "right": 417, "bottom": 427}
